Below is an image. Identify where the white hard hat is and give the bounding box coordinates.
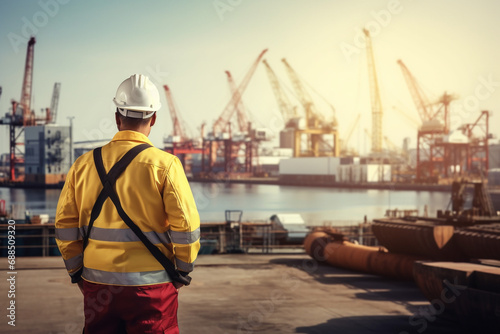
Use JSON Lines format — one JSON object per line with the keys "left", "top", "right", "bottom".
{"left": 113, "top": 74, "right": 161, "bottom": 119}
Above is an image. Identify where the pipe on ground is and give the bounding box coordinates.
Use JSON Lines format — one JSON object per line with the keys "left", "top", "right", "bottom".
{"left": 304, "top": 228, "right": 422, "bottom": 280}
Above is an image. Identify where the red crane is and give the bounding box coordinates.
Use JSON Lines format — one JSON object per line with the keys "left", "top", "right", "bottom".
{"left": 212, "top": 49, "right": 268, "bottom": 136}
{"left": 19, "top": 37, "right": 36, "bottom": 126}
{"left": 4, "top": 37, "right": 37, "bottom": 180}
{"left": 163, "top": 85, "right": 188, "bottom": 142}
{"left": 397, "top": 60, "right": 435, "bottom": 123}
{"left": 397, "top": 59, "right": 455, "bottom": 132}
{"left": 163, "top": 85, "right": 208, "bottom": 171}
{"left": 0, "top": 37, "right": 53, "bottom": 181}
{"left": 225, "top": 71, "right": 249, "bottom": 134}
{"left": 397, "top": 59, "right": 461, "bottom": 181}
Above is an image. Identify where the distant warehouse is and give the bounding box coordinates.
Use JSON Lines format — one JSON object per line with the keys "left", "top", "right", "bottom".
{"left": 279, "top": 157, "right": 391, "bottom": 186}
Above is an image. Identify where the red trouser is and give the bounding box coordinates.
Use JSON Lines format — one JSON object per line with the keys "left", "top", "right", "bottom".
{"left": 83, "top": 280, "right": 179, "bottom": 334}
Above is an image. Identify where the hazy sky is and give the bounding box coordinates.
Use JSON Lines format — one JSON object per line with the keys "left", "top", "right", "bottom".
{"left": 1, "top": 0, "right": 499, "bottom": 156}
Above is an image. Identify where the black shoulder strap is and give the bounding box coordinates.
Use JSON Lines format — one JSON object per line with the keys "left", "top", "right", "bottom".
{"left": 77, "top": 143, "right": 191, "bottom": 286}
{"left": 82, "top": 144, "right": 152, "bottom": 251}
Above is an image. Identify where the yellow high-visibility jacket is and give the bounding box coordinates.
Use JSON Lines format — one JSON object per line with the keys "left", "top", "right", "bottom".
{"left": 55, "top": 130, "right": 200, "bottom": 286}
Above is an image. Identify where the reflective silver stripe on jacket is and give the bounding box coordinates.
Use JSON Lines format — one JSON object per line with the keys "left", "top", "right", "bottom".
{"left": 170, "top": 227, "right": 200, "bottom": 245}
{"left": 56, "top": 227, "right": 82, "bottom": 241}
{"left": 176, "top": 258, "right": 194, "bottom": 272}
{"left": 80, "top": 226, "right": 171, "bottom": 246}
{"left": 82, "top": 267, "right": 171, "bottom": 286}
{"left": 64, "top": 254, "right": 83, "bottom": 271}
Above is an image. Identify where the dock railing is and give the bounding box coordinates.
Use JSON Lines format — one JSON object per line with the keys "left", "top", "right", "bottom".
{"left": 199, "top": 220, "right": 378, "bottom": 254}
{"left": 0, "top": 223, "right": 59, "bottom": 257}
{"left": 0, "top": 220, "right": 378, "bottom": 257}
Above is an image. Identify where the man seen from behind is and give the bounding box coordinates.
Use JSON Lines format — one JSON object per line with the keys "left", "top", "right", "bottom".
{"left": 55, "top": 74, "right": 200, "bottom": 334}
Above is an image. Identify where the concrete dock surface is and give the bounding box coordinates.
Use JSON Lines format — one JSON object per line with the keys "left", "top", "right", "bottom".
{"left": 0, "top": 254, "right": 495, "bottom": 333}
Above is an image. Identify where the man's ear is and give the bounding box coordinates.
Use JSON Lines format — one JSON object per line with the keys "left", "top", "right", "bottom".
{"left": 115, "top": 111, "right": 121, "bottom": 130}
{"left": 150, "top": 113, "right": 157, "bottom": 127}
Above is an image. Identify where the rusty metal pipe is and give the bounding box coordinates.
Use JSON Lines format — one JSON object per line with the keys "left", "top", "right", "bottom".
{"left": 304, "top": 229, "right": 423, "bottom": 280}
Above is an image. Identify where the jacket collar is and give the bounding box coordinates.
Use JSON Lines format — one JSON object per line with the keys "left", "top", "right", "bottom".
{"left": 111, "top": 130, "right": 154, "bottom": 146}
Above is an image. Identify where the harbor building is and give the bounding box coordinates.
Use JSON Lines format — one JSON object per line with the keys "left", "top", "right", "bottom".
{"left": 24, "top": 125, "right": 71, "bottom": 184}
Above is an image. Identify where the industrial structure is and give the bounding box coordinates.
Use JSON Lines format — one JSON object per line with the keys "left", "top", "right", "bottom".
{"left": 0, "top": 32, "right": 494, "bottom": 188}
{"left": 262, "top": 59, "right": 297, "bottom": 129}
{"left": 398, "top": 60, "right": 490, "bottom": 182}
{"left": 264, "top": 57, "right": 340, "bottom": 158}
{"left": 275, "top": 29, "right": 394, "bottom": 185}
{"left": 163, "top": 84, "right": 205, "bottom": 173}
{"left": 0, "top": 37, "right": 66, "bottom": 184}
{"left": 279, "top": 58, "right": 339, "bottom": 158}
{"left": 304, "top": 173, "right": 499, "bottom": 324}
{"left": 199, "top": 49, "right": 269, "bottom": 177}
{"left": 24, "top": 125, "right": 70, "bottom": 184}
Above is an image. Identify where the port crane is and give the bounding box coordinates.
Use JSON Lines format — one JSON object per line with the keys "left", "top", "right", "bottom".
{"left": 397, "top": 59, "right": 458, "bottom": 181}
{"left": 225, "top": 71, "right": 249, "bottom": 134}
{"left": 225, "top": 70, "right": 255, "bottom": 173}
{"left": 212, "top": 49, "right": 268, "bottom": 136}
{"left": 262, "top": 59, "right": 297, "bottom": 127}
{"left": 363, "top": 29, "right": 383, "bottom": 153}
{"left": 19, "top": 37, "right": 36, "bottom": 126}
{"left": 397, "top": 59, "right": 489, "bottom": 181}
{"left": 282, "top": 58, "right": 325, "bottom": 129}
{"left": 162, "top": 84, "right": 206, "bottom": 171}
{"left": 201, "top": 50, "right": 268, "bottom": 176}
{"left": 280, "top": 58, "right": 339, "bottom": 157}
{"left": 397, "top": 59, "right": 454, "bottom": 131}
{"left": 460, "top": 110, "right": 490, "bottom": 178}
{"left": 0, "top": 37, "right": 54, "bottom": 181}
{"left": 164, "top": 85, "right": 189, "bottom": 143}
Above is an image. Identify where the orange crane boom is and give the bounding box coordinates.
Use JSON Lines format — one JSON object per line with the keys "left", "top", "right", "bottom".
{"left": 163, "top": 85, "right": 188, "bottom": 142}
{"left": 225, "top": 71, "right": 249, "bottom": 133}
{"left": 397, "top": 59, "right": 455, "bottom": 133}
{"left": 1, "top": 37, "right": 40, "bottom": 181}
{"left": 397, "top": 60, "right": 433, "bottom": 122}
{"left": 212, "top": 49, "right": 268, "bottom": 135}
{"left": 19, "top": 37, "right": 36, "bottom": 125}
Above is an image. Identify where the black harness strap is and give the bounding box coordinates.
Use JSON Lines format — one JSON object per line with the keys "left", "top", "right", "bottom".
{"left": 75, "top": 143, "right": 191, "bottom": 286}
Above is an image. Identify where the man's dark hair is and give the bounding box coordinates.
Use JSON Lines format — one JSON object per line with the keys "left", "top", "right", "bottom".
{"left": 117, "top": 109, "right": 153, "bottom": 128}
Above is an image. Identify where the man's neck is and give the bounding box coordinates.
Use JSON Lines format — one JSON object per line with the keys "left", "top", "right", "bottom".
{"left": 118, "top": 127, "right": 150, "bottom": 137}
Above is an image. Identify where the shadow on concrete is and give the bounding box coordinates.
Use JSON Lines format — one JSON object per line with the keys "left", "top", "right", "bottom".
{"left": 294, "top": 314, "right": 487, "bottom": 334}
{"left": 270, "top": 257, "right": 416, "bottom": 291}
{"left": 272, "top": 256, "right": 500, "bottom": 333}
{"left": 270, "top": 257, "right": 425, "bottom": 316}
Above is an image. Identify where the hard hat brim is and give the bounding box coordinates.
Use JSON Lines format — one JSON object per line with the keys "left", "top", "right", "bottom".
{"left": 113, "top": 98, "right": 160, "bottom": 113}
{"left": 117, "top": 107, "right": 156, "bottom": 119}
